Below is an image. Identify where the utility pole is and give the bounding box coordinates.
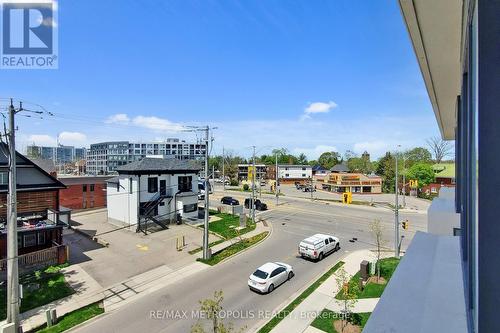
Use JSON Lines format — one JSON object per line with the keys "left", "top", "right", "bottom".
{"left": 203, "top": 126, "right": 210, "bottom": 260}
{"left": 212, "top": 165, "right": 215, "bottom": 191}
{"left": 310, "top": 177, "right": 313, "bottom": 201}
{"left": 275, "top": 154, "right": 279, "bottom": 206}
{"left": 394, "top": 147, "right": 400, "bottom": 259}
{"left": 222, "top": 147, "right": 225, "bottom": 191}
{"left": 402, "top": 153, "right": 406, "bottom": 207}
{"left": 6, "top": 99, "right": 20, "bottom": 331}
{"left": 251, "top": 146, "right": 256, "bottom": 224}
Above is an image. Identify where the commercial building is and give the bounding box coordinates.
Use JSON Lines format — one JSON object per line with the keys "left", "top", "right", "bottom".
{"left": 59, "top": 175, "right": 114, "bottom": 210}
{"left": 86, "top": 139, "right": 206, "bottom": 175}
{"left": 321, "top": 172, "right": 382, "bottom": 194}
{"left": 237, "top": 164, "right": 267, "bottom": 181}
{"left": 364, "top": 1, "right": 498, "bottom": 332}
{"left": 26, "top": 144, "right": 86, "bottom": 164}
{"left": 106, "top": 157, "right": 201, "bottom": 232}
{"left": 267, "top": 164, "right": 312, "bottom": 184}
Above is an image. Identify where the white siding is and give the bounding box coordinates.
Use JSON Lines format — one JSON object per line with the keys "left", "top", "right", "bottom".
{"left": 279, "top": 166, "right": 312, "bottom": 179}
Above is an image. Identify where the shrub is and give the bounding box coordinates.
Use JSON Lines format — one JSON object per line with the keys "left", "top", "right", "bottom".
{"left": 243, "top": 184, "right": 249, "bottom": 191}
{"left": 230, "top": 179, "right": 239, "bottom": 186}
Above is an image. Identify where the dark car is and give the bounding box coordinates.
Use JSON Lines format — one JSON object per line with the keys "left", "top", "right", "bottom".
{"left": 302, "top": 186, "right": 316, "bottom": 192}
{"left": 221, "top": 196, "right": 239, "bottom": 205}
{"left": 244, "top": 198, "right": 268, "bottom": 211}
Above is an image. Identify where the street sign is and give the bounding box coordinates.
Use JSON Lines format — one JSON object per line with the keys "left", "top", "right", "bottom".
{"left": 247, "top": 166, "right": 255, "bottom": 181}
{"left": 342, "top": 192, "right": 352, "bottom": 204}
{"left": 409, "top": 179, "right": 418, "bottom": 188}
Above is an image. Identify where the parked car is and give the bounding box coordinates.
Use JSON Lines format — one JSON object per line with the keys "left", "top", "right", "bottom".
{"left": 244, "top": 198, "right": 267, "bottom": 211}
{"left": 295, "top": 184, "right": 304, "bottom": 190}
{"left": 298, "top": 234, "right": 340, "bottom": 261}
{"left": 302, "top": 186, "right": 316, "bottom": 192}
{"left": 220, "top": 196, "right": 239, "bottom": 205}
{"left": 248, "top": 262, "right": 294, "bottom": 293}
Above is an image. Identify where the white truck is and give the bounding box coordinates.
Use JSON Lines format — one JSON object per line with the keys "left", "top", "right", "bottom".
{"left": 298, "top": 234, "right": 340, "bottom": 261}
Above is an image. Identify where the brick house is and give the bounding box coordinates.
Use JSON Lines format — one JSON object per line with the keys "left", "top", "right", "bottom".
{"left": 0, "top": 144, "right": 66, "bottom": 259}
{"left": 59, "top": 175, "right": 114, "bottom": 210}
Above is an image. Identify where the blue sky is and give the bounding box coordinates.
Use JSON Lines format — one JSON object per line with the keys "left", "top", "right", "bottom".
{"left": 0, "top": 0, "right": 439, "bottom": 160}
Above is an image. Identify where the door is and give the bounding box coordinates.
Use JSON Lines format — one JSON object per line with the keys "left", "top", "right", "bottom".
{"left": 160, "top": 179, "right": 167, "bottom": 196}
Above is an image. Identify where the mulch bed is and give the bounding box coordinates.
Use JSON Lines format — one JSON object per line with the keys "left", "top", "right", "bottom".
{"left": 334, "top": 320, "right": 362, "bottom": 333}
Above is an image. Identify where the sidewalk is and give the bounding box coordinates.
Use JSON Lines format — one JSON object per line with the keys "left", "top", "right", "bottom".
{"left": 269, "top": 250, "right": 381, "bottom": 333}
{"left": 195, "top": 220, "right": 270, "bottom": 258}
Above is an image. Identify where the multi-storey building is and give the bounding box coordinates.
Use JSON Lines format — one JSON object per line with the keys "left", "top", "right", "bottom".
{"left": 86, "top": 139, "right": 207, "bottom": 175}
{"left": 26, "top": 145, "right": 87, "bottom": 164}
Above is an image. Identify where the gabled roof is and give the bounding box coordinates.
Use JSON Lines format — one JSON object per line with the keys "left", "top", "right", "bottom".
{"left": 312, "top": 165, "right": 327, "bottom": 172}
{"left": 330, "top": 163, "right": 350, "bottom": 173}
{"left": 0, "top": 143, "right": 66, "bottom": 192}
{"left": 31, "top": 158, "right": 56, "bottom": 174}
{"left": 116, "top": 157, "right": 201, "bottom": 175}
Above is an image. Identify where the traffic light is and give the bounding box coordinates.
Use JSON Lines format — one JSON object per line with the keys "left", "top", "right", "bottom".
{"left": 401, "top": 220, "right": 409, "bottom": 230}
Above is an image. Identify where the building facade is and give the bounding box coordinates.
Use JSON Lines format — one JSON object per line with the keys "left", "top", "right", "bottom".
{"left": 59, "top": 175, "right": 114, "bottom": 210}
{"left": 320, "top": 172, "right": 382, "bottom": 194}
{"left": 365, "top": 1, "right": 498, "bottom": 332}
{"left": 266, "top": 164, "right": 312, "bottom": 184}
{"left": 86, "top": 139, "right": 207, "bottom": 175}
{"left": 26, "top": 145, "right": 86, "bottom": 164}
{"left": 106, "top": 157, "right": 201, "bottom": 232}
{"left": 237, "top": 164, "right": 267, "bottom": 181}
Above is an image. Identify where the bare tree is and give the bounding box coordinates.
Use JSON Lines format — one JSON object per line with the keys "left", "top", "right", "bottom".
{"left": 191, "top": 290, "right": 245, "bottom": 333}
{"left": 369, "top": 219, "right": 387, "bottom": 283}
{"left": 335, "top": 267, "right": 358, "bottom": 333}
{"left": 426, "top": 136, "right": 453, "bottom": 163}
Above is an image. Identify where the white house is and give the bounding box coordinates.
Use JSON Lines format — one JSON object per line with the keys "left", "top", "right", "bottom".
{"left": 278, "top": 164, "right": 312, "bottom": 183}
{"left": 106, "top": 157, "right": 201, "bottom": 232}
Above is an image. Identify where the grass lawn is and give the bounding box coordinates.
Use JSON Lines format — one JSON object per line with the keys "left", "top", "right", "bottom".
{"left": 197, "top": 232, "right": 268, "bottom": 266}
{"left": 258, "top": 261, "right": 345, "bottom": 333}
{"left": 200, "top": 212, "right": 255, "bottom": 239}
{"left": 0, "top": 264, "right": 74, "bottom": 320}
{"left": 32, "top": 302, "right": 104, "bottom": 333}
{"left": 311, "top": 309, "right": 371, "bottom": 333}
{"left": 188, "top": 239, "right": 225, "bottom": 255}
{"left": 335, "top": 257, "right": 400, "bottom": 300}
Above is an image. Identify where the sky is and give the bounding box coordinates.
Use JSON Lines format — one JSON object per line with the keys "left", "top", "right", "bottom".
{"left": 0, "top": 0, "right": 440, "bottom": 160}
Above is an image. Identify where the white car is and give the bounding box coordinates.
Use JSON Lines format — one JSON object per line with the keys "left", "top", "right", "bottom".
{"left": 248, "top": 262, "right": 294, "bottom": 293}
{"left": 298, "top": 234, "right": 340, "bottom": 261}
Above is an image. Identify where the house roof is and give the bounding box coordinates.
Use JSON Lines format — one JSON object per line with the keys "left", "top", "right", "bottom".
{"left": 312, "top": 165, "right": 327, "bottom": 172}
{"left": 116, "top": 157, "right": 202, "bottom": 174}
{"left": 59, "top": 175, "right": 115, "bottom": 185}
{"left": 330, "top": 163, "right": 350, "bottom": 173}
{"left": 31, "top": 158, "right": 56, "bottom": 174}
{"left": 0, "top": 143, "right": 66, "bottom": 193}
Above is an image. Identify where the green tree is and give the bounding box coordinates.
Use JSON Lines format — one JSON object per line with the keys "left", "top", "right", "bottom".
{"left": 191, "top": 290, "right": 245, "bottom": 333}
{"left": 404, "top": 147, "right": 432, "bottom": 168}
{"left": 318, "top": 151, "right": 341, "bottom": 169}
{"left": 297, "top": 153, "right": 308, "bottom": 165}
{"left": 406, "top": 163, "right": 435, "bottom": 188}
{"left": 347, "top": 157, "right": 373, "bottom": 174}
{"left": 376, "top": 152, "right": 396, "bottom": 193}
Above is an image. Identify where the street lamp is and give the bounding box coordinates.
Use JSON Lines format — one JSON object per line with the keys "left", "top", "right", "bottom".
{"left": 394, "top": 145, "right": 401, "bottom": 259}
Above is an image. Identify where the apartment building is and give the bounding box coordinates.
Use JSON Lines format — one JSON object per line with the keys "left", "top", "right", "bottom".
{"left": 364, "top": 1, "right": 498, "bottom": 332}
{"left": 86, "top": 139, "right": 207, "bottom": 175}
{"left": 267, "top": 164, "right": 312, "bottom": 184}
{"left": 26, "top": 144, "right": 86, "bottom": 164}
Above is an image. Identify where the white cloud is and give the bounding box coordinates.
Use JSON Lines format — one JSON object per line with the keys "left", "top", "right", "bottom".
{"left": 132, "top": 116, "right": 184, "bottom": 132}
{"left": 59, "top": 131, "right": 87, "bottom": 144}
{"left": 27, "top": 134, "right": 56, "bottom": 147}
{"left": 293, "top": 145, "right": 338, "bottom": 160}
{"left": 302, "top": 101, "right": 338, "bottom": 120}
{"left": 105, "top": 113, "right": 184, "bottom": 133}
{"left": 105, "top": 113, "right": 130, "bottom": 124}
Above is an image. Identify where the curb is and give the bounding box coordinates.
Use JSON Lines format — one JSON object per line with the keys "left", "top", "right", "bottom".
{"left": 199, "top": 221, "right": 274, "bottom": 266}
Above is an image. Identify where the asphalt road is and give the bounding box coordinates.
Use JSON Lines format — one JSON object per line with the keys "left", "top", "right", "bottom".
{"left": 74, "top": 196, "right": 427, "bottom": 333}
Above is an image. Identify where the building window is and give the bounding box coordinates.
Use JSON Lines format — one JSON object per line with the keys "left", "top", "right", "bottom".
{"left": 23, "top": 234, "right": 37, "bottom": 247}
{"left": 38, "top": 232, "right": 45, "bottom": 245}
{"left": 0, "top": 172, "right": 7, "bottom": 185}
{"left": 302, "top": 174, "right": 306, "bottom": 177}
{"left": 183, "top": 203, "right": 197, "bottom": 213}
{"left": 285, "top": 173, "right": 289, "bottom": 177}
{"left": 83, "top": 184, "right": 87, "bottom": 192}
{"left": 178, "top": 176, "right": 193, "bottom": 192}
{"left": 148, "top": 177, "right": 158, "bottom": 193}
{"left": 90, "top": 184, "right": 95, "bottom": 192}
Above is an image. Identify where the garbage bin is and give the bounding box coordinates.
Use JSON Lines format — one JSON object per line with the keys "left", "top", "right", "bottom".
{"left": 176, "top": 213, "right": 182, "bottom": 225}
{"left": 360, "top": 260, "right": 369, "bottom": 281}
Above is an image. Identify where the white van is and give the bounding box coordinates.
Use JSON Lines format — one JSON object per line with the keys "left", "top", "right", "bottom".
{"left": 298, "top": 234, "right": 340, "bottom": 261}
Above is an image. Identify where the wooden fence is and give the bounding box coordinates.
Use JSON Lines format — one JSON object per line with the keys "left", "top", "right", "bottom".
{"left": 0, "top": 245, "right": 68, "bottom": 275}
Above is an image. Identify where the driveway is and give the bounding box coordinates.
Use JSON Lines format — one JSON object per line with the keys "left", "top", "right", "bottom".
{"left": 66, "top": 209, "right": 221, "bottom": 288}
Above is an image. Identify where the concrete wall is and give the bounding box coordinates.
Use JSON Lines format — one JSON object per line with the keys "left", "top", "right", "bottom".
{"left": 427, "top": 187, "right": 460, "bottom": 235}
{"left": 107, "top": 176, "right": 138, "bottom": 228}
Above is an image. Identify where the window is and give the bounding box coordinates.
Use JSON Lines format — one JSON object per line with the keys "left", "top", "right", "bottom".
{"left": 90, "top": 184, "right": 95, "bottom": 192}
{"left": 38, "top": 232, "right": 46, "bottom": 245}
{"left": 325, "top": 239, "right": 329, "bottom": 245}
{"left": 23, "top": 234, "right": 37, "bottom": 247}
{"left": 285, "top": 173, "right": 289, "bottom": 177}
{"left": 178, "top": 176, "right": 193, "bottom": 192}
{"left": 302, "top": 167, "right": 306, "bottom": 170}
{"left": 0, "top": 172, "right": 7, "bottom": 185}
{"left": 302, "top": 174, "right": 306, "bottom": 177}
{"left": 83, "top": 184, "right": 87, "bottom": 192}
{"left": 329, "top": 238, "right": 334, "bottom": 243}
{"left": 183, "top": 203, "right": 197, "bottom": 213}
{"left": 148, "top": 177, "right": 158, "bottom": 193}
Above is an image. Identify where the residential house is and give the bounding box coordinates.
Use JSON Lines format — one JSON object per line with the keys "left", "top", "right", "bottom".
{"left": 0, "top": 143, "right": 66, "bottom": 260}
{"left": 267, "top": 164, "right": 312, "bottom": 184}
{"left": 106, "top": 157, "right": 201, "bottom": 232}
{"left": 364, "top": 1, "right": 498, "bottom": 332}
